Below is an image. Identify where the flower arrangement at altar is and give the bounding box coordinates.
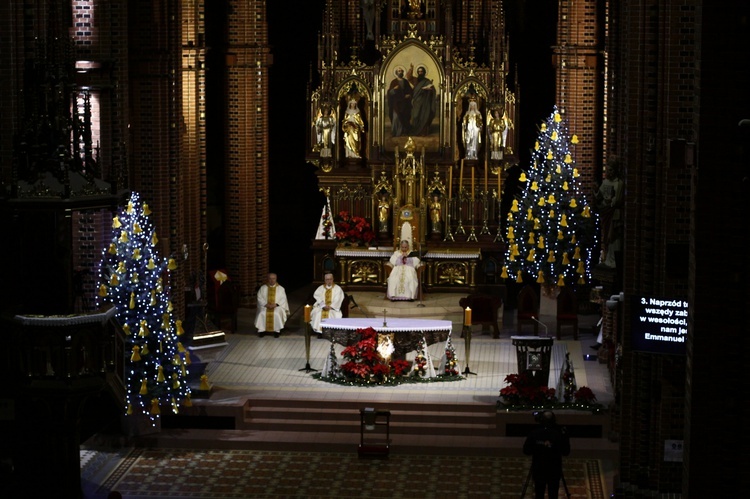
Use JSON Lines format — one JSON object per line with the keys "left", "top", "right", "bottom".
{"left": 334, "top": 211, "right": 376, "bottom": 246}
{"left": 499, "top": 372, "right": 558, "bottom": 408}
{"left": 573, "top": 386, "right": 597, "bottom": 406}
{"left": 338, "top": 327, "right": 411, "bottom": 384}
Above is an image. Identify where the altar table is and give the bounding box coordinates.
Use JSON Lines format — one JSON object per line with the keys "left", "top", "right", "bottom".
{"left": 320, "top": 318, "right": 453, "bottom": 357}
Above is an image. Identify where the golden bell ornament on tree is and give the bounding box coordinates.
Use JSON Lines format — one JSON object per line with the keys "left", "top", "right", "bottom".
{"left": 141, "top": 343, "right": 149, "bottom": 355}
{"left": 181, "top": 364, "right": 188, "bottom": 377}
{"left": 519, "top": 172, "right": 528, "bottom": 182}
{"left": 168, "top": 301, "right": 174, "bottom": 313}
{"left": 563, "top": 181, "right": 569, "bottom": 191}
{"left": 545, "top": 174, "right": 551, "bottom": 182}
{"left": 127, "top": 201, "right": 134, "bottom": 214}
{"left": 511, "top": 199, "right": 519, "bottom": 212}
{"left": 168, "top": 258, "right": 178, "bottom": 270}
{"left": 126, "top": 403, "right": 133, "bottom": 415}
{"left": 528, "top": 232, "right": 535, "bottom": 244}
{"left": 147, "top": 258, "right": 156, "bottom": 270}
{"left": 157, "top": 365, "right": 165, "bottom": 383}
{"left": 577, "top": 261, "right": 585, "bottom": 274}
{"left": 130, "top": 272, "right": 139, "bottom": 283}
{"left": 507, "top": 211, "right": 514, "bottom": 222}
{"left": 569, "top": 198, "right": 577, "bottom": 208}
{"left": 526, "top": 249, "right": 536, "bottom": 262}
{"left": 540, "top": 123, "right": 547, "bottom": 132}
{"left": 533, "top": 218, "right": 541, "bottom": 230}
{"left": 551, "top": 131, "right": 558, "bottom": 141}
{"left": 534, "top": 141, "right": 540, "bottom": 151}
{"left": 139, "top": 320, "right": 150, "bottom": 337}
{"left": 143, "top": 203, "right": 152, "bottom": 216}
{"left": 531, "top": 181, "right": 538, "bottom": 191}
{"left": 536, "top": 271, "right": 545, "bottom": 283}
{"left": 557, "top": 274, "right": 566, "bottom": 286}
{"left": 156, "top": 278, "right": 163, "bottom": 292}
{"left": 573, "top": 247, "right": 582, "bottom": 259}
{"left": 132, "top": 248, "right": 141, "bottom": 260}
{"left": 512, "top": 244, "right": 520, "bottom": 257}
{"left": 573, "top": 168, "right": 580, "bottom": 178}
{"left": 134, "top": 223, "right": 142, "bottom": 234}
{"left": 116, "top": 261, "right": 126, "bottom": 273}
{"left": 119, "top": 230, "right": 128, "bottom": 243}
{"left": 562, "top": 252, "right": 571, "bottom": 265}
{"left": 571, "top": 234, "right": 577, "bottom": 244}
{"left": 161, "top": 313, "right": 170, "bottom": 330}
{"left": 129, "top": 292, "right": 135, "bottom": 309}
{"left": 172, "top": 354, "right": 181, "bottom": 365}
{"left": 110, "top": 274, "right": 119, "bottom": 286}
{"left": 549, "top": 209, "right": 555, "bottom": 219}
{"left": 184, "top": 351, "right": 192, "bottom": 365}
{"left": 556, "top": 165, "right": 561, "bottom": 174}
{"left": 547, "top": 150, "right": 553, "bottom": 160}
{"left": 547, "top": 250, "right": 556, "bottom": 262}
{"left": 560, "top": 214, "right": 568, "bottom": 227}
{"left": 172, "top": 374, "right": 180, "bottom": 389}
{"left": 516, "top": 271, "right": 523, "bottom": 283}
{"left": 131, "top": 346, "right": 141, "bottom": 362}
{"left": 183, "top": 393, "right": 193, "bottom": 408}
{"left": 501, "top": 266, "right": 509, "bottom": 279}
{"left": 557, "top": 230, "right": 564, "bottom": 240}
{"left": 108, "top": 243, "right": 117, "bottom": 255}
{"left": 176, "top": 320, "right": 184, "bottom": 336}
{"left": 177, "top": 342, "right": 186, "bottom": 353}
{"left": 537, "top": 236, "right": 546, "bottom": 249}
{"left": 571, "top": 134, "right": 579, "bottom": 144}
{"left": 527, "top": 208, "right": 533, "bottom": 220}
{"left": 554, "top": 112, "right": 562, "bottom": 123}
{"left": 140, "top": 378, "right": 149, "bottom": 395}
{"left": 150, "top": 290, "right": 157, "bottom": 306}
{"left": 150, "top": 398, "right": 160, "bottom": 415}
{"left": 565, "top": 154, "right": 573, "bottom": 164}
{"left": 200, "top": 375, "right": 210, "bottom": 391}
{"left": 112, "top": 216, "right": 122, "bottom": 229}
{"left": 98, "top": 284, "right": 108, "bottom": 297}
{"left": 581, "top": 206, "right": 591, "bottom": 218}
{"left": 537, "top": 197, "right": 546, "bottom": 207}
{"left": 507, "top": 226, "right": 515, "bottom": 240}
{"left": 547, "top": 194, "right": 556, "bottom": 204}
{"left": 152, "top": 231, "right": 159, "bottom": 245}
{"left": 578, "top": 275, "right": 586, "bottom": 285}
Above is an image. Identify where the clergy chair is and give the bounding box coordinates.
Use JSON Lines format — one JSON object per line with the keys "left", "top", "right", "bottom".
{"left": 459, "top": 292, "right": 503, "bottom": 338}
{"left": 556, "top": 287, "right": 579, "bottom": 339}
{"left": 516, "top": 285, "right": 540, "bottom": 335}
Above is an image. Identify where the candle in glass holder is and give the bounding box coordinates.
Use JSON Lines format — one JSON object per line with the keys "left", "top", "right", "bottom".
{"left": 304, "top": 304, "right": 312, "bottom": 323}
{"left": 464, "top": 307, "right": 472, "bottom": 326}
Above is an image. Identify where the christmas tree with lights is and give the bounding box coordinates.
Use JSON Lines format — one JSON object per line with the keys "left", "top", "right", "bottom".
{"left": 501, "top": 107, "right": 598, "bottom": 288}
{"left": 97, "top": 192, "right": 191, "bottom": 423}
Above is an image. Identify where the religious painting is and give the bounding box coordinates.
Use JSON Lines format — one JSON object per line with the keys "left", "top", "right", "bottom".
{"left": 383, "top": 44, "right": 442, "bottom": 153}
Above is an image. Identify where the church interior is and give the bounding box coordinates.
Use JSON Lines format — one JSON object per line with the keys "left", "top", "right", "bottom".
{"left": 0, "top": 0, "right": 749, "bottom": 498}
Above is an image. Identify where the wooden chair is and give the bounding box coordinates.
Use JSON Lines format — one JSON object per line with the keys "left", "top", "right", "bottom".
{"left": 516, "top": 285, "right": 540, "bottom": 335}
{"left": 556, "top": 287, "right": 579, "bottom": 339}
{"left": 459, "top": 293, "right": 503, "bottom": 338}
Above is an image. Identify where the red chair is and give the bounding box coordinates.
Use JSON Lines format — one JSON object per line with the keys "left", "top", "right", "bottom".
{"left": 556, "top": 287, "right": 579, "bottom": 339}
{"left": 516, "top": 285, "right": 540, "bottom": 335}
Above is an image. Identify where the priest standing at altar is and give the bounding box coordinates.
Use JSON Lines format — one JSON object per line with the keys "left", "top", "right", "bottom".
{"left": 310, "top": 272, "right": 345, "bottom": 334}
{"left": 255, "top": 273, "right": 290, "bottom": 338}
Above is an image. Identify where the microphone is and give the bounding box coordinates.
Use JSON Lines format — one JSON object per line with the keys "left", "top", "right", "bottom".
{"left": 530, "top": 316, "right": 549, "bottom": 337}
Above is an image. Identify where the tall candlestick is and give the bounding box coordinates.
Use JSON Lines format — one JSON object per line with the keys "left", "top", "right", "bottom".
{"left": 484, "top": 163, "right": 488, "bottom": 193}
{"left": 460, "top": 159, "right": 464, "bottom": 193}
{"left": 304, "top": 304, "right": 311, "bottom": 323}
{"left": 471, "top": 167, "right": 475, "bottom": 198}
{"left": 448, "top": 166, "right": 452, "bottom": 198}
{"left": 464, "top": 307, "right": 472, "bottom": 326}
{"left": 498, "top": 167, "right": 502, "bottom": 197}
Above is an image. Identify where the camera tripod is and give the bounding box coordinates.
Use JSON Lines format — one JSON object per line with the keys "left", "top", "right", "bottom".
{"left": 520, "top": 466, "right": 570, "bottom": 499}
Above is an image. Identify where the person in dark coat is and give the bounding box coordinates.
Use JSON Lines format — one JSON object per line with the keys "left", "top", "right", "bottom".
{"left": 523, "top": 410, "right": 570, "bottom": 499}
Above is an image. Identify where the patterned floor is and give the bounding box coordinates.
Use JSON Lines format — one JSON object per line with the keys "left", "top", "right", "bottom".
{"left": 82, "top": 447, "right": 605, "bottom": 499}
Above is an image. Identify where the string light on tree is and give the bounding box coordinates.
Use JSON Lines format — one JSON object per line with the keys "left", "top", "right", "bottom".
{"left": 97, "top": 192, "right": 190, "bottom": 423}
{"left": 501, "top": 107, "right": 598, "bottom": 288}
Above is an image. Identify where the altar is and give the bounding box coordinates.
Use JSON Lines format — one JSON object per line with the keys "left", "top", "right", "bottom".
{"left": 320, "top": 318, "right": 453, "bottom": 358}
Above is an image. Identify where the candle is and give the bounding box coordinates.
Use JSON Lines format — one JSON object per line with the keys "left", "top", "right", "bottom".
{"left": 498, "top": 167, "right": 502, "bottom": 198}
{"left": 484, "top": 162, "right": 488, "bottom": 193}
{"left": 304, "top": 304, "right": 312, "bottom": 323}
{"left": 464, "top": 307, "right": 472, "bottom": 326}
{"left": 471, "top": 167, "right": 475, "bottom": 197}
{"left": 448, "top": 166, "right": 452, "bottom": 198}
{"left": 459, "top": 159, "right": 464, "bottom": 193}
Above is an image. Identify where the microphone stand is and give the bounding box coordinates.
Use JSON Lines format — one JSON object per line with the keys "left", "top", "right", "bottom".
{"left": 530, "top": 316, "right": 549, "bottom": 338}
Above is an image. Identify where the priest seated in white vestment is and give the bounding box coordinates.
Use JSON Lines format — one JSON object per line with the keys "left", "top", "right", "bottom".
{"left": 254, "top": 273, "right": 290, "bottom": 338}
{"left": 310, "top": 272, "right": 346, "bottom": 334}
{"left": 386, "top": 239, "right": 421, "bottom": 301}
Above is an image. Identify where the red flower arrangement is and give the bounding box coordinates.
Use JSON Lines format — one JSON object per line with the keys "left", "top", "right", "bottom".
{"left": 499, "top": 372, "right": 557, "bottom": 407}
{"left": 573, "top": 386, "right": 597, "bottom": 405}
{"left": 340, "top": 327, "right": 411, "bottom": 384}
{"left": 334, "top": 211, "right": 376, "bottom": 246}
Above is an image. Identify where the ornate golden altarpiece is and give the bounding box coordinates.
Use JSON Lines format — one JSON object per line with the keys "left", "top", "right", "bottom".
{"left": 306, "top": 1, "right": 519, "bottom": 292}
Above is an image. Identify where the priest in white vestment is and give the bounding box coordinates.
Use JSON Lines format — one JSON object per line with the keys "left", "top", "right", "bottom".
{"left": 255, "top": 273, "right": 290, "bottom": 338}
{"left": 386, "top": 239, "right": 421, "bottom": 301}
{"left": 310, "top": 272, "right": 345, "bottom": 334}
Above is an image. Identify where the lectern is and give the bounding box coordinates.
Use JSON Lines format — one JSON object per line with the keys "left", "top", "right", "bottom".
{"left": 511, "top": 336, "right": 553, "bottom": 388}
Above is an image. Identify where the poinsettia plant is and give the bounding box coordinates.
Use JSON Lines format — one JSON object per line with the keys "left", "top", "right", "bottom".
{"left": 340, "top": 327, "right": 411, "bottom": 384}
{"left": 499, "top": 372, "right": 557, "bottom": 407}
{"left": 573, "top": 386, "right": 597, "bottom": 405}
{"left": 334, "top": 211, "right": 376, "bottom": 246}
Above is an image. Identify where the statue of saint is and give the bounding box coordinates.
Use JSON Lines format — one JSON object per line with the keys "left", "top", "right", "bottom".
{"left": 462, "top": 99, "right": 483, "bottom": 160}
{"left": 314, "top": 104, "right": 335, "bottom": 157}
{"left": 341, "top": 98, "right": 365, "bottom": 158}
{"left": 595, "top": 157, "right": 624, "bottom": 268}
{"left": 378, "top": 195, "right": 390, "bottom": 233}
{"left": 487, "top": 107, "right": 510, "bottom": 160}
{"left": 430, "top": 194, "right": 442, "bottom": 233}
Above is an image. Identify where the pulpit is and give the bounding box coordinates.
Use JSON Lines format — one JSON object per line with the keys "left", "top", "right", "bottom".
{"left": 511, "top": 336, "right": 553, "bottom": 388}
